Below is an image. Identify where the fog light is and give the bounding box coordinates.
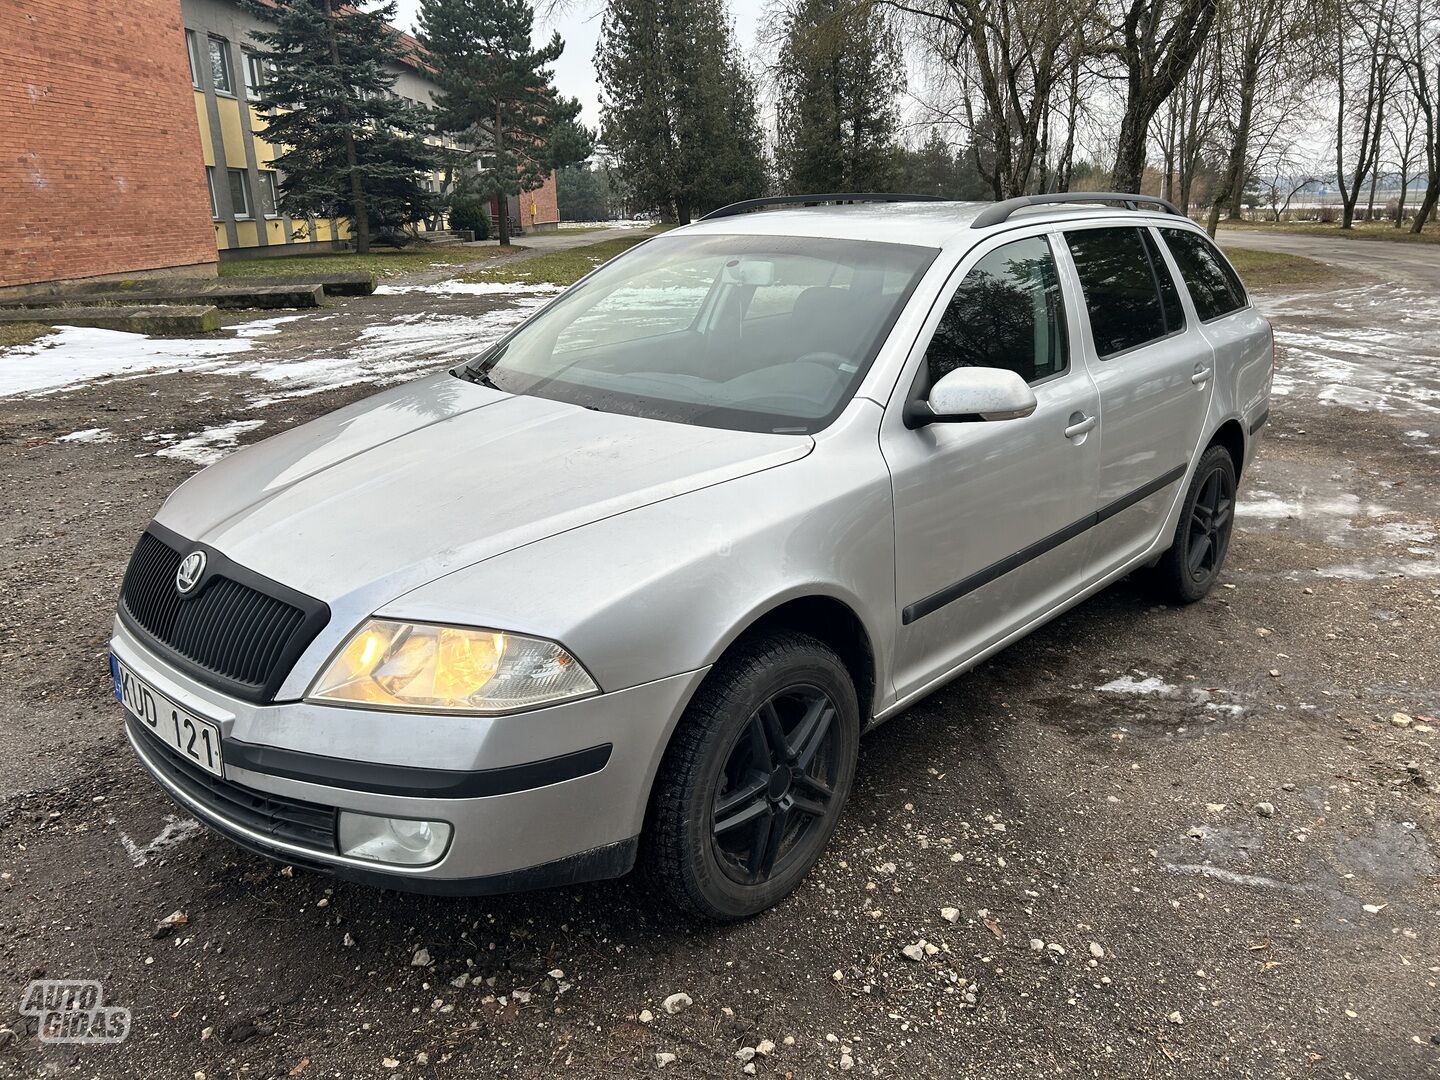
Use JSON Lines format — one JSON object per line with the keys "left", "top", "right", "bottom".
{"left": 338, "top": 812, "right": 452, "bottom": 866}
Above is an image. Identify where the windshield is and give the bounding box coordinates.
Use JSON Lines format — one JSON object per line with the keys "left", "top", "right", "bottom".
{"left": 466, "top": 232, "right": 938, "bottom": 433}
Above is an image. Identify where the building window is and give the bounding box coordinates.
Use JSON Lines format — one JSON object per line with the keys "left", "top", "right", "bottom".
{"left": 227, "top": 169, "right": 251, "bottom": 219}
{"left": 185, "top": 30, "right": 202, "bottom": 89}
{"left": 205, "top": 167, "right": 219, "bottom": 219}
{"left": 257, "top": 172, "right": 279, "bottom": 218}
{"left": 208, "top": 37, "right": 233, "bottom": 95}
{"left": 244, "top": 51, "right": 272, "bottom": 97}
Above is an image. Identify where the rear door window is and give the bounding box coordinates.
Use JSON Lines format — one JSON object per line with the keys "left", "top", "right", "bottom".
{"left": 1064, "top": 227, "right": 1176, "bottom": 358}
{"left": 1159, "top": 228, "right": 1248, "bottom": 321}
{"left": 924, "top": 236, "right": 1068, "bottom": 388}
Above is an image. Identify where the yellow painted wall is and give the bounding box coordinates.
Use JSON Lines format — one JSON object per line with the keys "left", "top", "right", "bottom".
{"left": 193, "top": 93, "right": 364, "bottom": 254}
{"left": 215, "top": 98, "right": 246, "bottom": 165}
{"left": 194, "top": 93, "right": 215, "bottom": 166}
{"left": 249, "top": 109, "right": 275, "bottom": 164}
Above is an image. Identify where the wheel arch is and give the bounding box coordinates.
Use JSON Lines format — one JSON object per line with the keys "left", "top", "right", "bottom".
{"left": 638, "top": 588, "right": 882, "bottom": 826}
{"left": 1206, "top": 417, "right": 1248, "bottom": 478}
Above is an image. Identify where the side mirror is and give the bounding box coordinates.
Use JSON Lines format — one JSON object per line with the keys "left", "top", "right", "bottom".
{"left": 904, "top": 366, "right": 1038, "bottom": 429}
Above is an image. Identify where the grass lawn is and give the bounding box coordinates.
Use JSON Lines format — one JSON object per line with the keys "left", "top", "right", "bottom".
{"left": 1221, "top": 218, "right": 1440, "bottom": 245}
{"left": 218, "top": 244, "right": 521, "bottom": 280}
{"left": 0, "top": 323, "right": 53, "bottom": 350}
{"left": 1221, "top": 246, "right": 1335, "bottom": 288}
{"left": 460, "top": 235, "right": 654, "bottom": 286}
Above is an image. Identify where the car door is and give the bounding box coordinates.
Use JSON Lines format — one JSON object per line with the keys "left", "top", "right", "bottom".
{"left": 1156, "top": 226, "right": 1273, "bottom": 443}
{"left": 881, "top": 230, "right": 1103, "bottom": 704}
{"left": 1058, "top": 224, "right": 1215, "bottom": 573}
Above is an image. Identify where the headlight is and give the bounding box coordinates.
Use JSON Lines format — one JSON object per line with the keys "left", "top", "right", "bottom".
{"left": 307, "top": 619, "right": 599, "bottom": 714}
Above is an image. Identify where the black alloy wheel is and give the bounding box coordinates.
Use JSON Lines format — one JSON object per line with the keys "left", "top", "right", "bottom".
{"left": 1153, "top": 444, "right": 1238, "bottom": 603}
{"left": 1186, "top": 463, "right": 1235, "bottom": 582}
{"left": 645, "top": 630, "right": 860, "bottom": 921}
{"left": 710, "top": 685, "right": 841, "bottom": 885}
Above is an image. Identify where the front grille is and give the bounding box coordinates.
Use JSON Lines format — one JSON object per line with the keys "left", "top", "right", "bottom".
{"left": 119, "top": 525, "right": 328, "bottom": 702}
{"left": 130, "top": 717, "right": 337, "bottom": 853}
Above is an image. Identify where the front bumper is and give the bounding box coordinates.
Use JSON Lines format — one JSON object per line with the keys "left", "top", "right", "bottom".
{"left": 112, "top": 619, "right": 707, "bottom": 891}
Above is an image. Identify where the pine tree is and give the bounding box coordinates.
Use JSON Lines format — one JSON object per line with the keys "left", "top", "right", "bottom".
{"left": 773, "top": 0, "right": 904, "bottom": 194}
{"left": 419, "top": 0, "right": 592, "bottom": 246}
{"left": 596, "top": 0, "right": 767, "bottom": 223}
{"left": 897, "top": 128, "right": 991, "bottom": 199}
{"left": 244, "top": 0, "right": 440, "bottom": 254}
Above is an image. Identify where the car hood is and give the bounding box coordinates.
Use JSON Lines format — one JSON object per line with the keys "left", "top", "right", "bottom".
{"left": 155, "top": 374, "right": 813, "bottom": 608}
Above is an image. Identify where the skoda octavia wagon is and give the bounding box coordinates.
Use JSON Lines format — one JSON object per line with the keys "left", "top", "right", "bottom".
{"left": 112, "top": 192, "right": 1272, "bottom": 919}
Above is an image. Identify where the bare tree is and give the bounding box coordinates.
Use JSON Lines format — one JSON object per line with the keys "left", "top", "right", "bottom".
{"left": 1387, "top": 85, "right": 1423, "bottom": 225}
{"left": 1153, "top": 29, "right": 1222, "bottom": 209}
{"left": 1334, "top": 0, "right": 1400, "bottom": 228}
{"left": 1398, "top": 0, "right": 1439, "bottom": 231}
{"left": 884, "top": 0, "right": 1095, "bottom": 197}
{"left": 1106, "top": 0, "right": 1221, "bottom": 192}
{"left": 1252, "top": 135, "right": 1323, "bottom": 218}
{"left": 1202, "top": 0, "right": 1324, "bottom": 235}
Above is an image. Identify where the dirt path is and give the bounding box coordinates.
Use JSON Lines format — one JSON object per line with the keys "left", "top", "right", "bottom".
{"left": 0, "top": 234, "right": 1437, "bottom": 1079}
{"left": 1218, "top": 226, "right": 1440, "bottom": 287}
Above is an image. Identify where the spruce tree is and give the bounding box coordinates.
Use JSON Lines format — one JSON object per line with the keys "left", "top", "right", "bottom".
{"left": 418, "top": 0, "right": 592, "bottom": 246}
{"left": 773, "top": 0, "right": 904, "bottom": 194}
{"left": 244, "top": 0, "right": 439, "bottom": 254}
{"left": 596, "top": 0, "right": 767, "bottom": 223}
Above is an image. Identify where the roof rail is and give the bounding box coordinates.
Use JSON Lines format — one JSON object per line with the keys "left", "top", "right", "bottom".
{"left": 701, "top": 192, "right": 947, "bottom": 221}
{"left": 971, "top": 191, "right": 1185, "bottom": 229}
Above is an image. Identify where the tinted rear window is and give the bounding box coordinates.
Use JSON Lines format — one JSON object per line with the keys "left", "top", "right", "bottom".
{"left": 1160, "top": 228, "right": 1247, "bottom": 321}
{"left": 1064, "top": 227, "right": 1172, "bottom": 357}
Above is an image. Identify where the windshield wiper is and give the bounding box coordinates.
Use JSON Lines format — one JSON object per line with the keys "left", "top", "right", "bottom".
{"left": 464, "top": 365, "right": 504, "bottom": 391}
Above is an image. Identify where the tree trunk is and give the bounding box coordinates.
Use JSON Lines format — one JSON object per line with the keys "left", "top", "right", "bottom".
{"left": 1112, "top": 108, "right": 1150, "bottom": 193}
{"left": 1412, "top": 178, "right": 1439, "bottom": 233}
{"left": 325, "top": 0, "right": 368, "bottom": 254}
{"left": 494, "top": 101, "right": 511, "bottom": 247}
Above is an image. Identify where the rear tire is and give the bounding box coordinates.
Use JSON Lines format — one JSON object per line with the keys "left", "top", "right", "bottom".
{"left": 643, "top": 630, "right": 860, "bottom": 921}
{"left": 1152, "top": 445, "right": 1237, "bottom": 604}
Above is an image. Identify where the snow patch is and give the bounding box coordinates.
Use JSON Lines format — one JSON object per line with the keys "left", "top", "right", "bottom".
{"left": 0, "top": 325, "right": 252, "bottom": 397}
{"left": 233, "top": 314, "right": 310, "bottom": 337}
{"left": 1097, "top": 673, "right": 1179, "bottom": 696}
{"left": 55, "top": 427, "right": 115, "bottom": 444}
{"left": 153, "top": 419, "right": 265, "bottom": 466}
{"left": 375, "top": 280, "right": 563, "bottom": 298}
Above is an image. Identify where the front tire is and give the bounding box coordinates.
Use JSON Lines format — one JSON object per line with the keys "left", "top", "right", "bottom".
{"left": 644, "top": 630, "right": 860, "bottom": 921}
{"left": 1153, "top": 445, "right": 1237, "bottom": 604}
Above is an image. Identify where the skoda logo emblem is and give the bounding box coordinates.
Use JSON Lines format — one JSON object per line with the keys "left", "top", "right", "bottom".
{"left": 175, "top": 551, "right": 207, "bottom": 595}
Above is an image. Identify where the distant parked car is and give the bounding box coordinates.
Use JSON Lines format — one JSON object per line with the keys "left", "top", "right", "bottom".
{"left": 112, "top": 192, "right": 1272, "bottom": 919}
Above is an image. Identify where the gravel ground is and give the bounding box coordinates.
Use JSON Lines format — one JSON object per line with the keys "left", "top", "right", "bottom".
{"left": 0, "top": 232, "right": 1436, "bottom": 1079}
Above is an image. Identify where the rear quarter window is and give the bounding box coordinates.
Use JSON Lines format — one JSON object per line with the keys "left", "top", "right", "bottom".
{"left": 1160, "top": 228, "right": 1248, "bottom": 322}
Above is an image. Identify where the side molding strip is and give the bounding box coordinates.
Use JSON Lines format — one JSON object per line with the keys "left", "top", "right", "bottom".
{"left": 1248, "top": 409, "right": 1269, "bottom": 435}
{"left": 902, "top": 463, "right": 1189, "bottom": 625}
{"left": 224, "top": 738, "right": 614, "bottom": 799}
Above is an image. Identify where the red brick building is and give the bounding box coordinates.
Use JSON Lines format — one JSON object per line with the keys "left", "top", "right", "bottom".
{"left": 0, "top": 0, "right": 218, "bottom": 289}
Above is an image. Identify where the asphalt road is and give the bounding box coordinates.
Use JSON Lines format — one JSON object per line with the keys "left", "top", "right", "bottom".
{"left": 0, "top": 230, "right": 1437, "bottom": 1079}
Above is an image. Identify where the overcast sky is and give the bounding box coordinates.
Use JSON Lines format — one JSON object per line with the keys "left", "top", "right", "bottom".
{"left": 390, "top": 0, "right": 770, "bottom": 131}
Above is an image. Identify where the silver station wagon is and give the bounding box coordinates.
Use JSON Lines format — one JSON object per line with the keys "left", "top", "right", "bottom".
{"left": 112, "top": 192, "right": 1272, "bottom": 919}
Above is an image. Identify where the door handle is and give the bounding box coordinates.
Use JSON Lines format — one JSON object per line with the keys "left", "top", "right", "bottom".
{"left": 1064, "top": 412, "right": 1096, "bottom": 439}
{"left": 1191, "top": 365, "right": 1213, "bottom": 385}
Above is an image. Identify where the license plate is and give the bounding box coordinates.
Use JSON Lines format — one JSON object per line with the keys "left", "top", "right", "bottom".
{"left": 111, "top": 655, "right": 224, "bottom": 777}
